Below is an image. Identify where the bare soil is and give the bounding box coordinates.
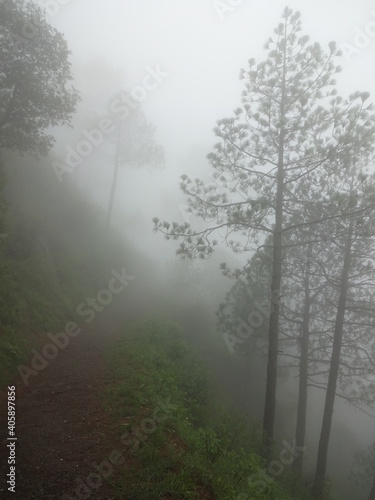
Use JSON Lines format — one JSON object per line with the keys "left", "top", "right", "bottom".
{"left": 0, "top": 304, "right": 131, "bottom": 500}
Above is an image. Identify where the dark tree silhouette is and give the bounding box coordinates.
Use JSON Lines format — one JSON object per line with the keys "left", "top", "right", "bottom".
{"left": 0, "top": 0, "right": 80, "bottom": 156}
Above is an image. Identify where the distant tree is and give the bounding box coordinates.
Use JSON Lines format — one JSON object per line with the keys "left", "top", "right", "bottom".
{"left": 219, "top": 173, "right": 375, "bottom": 487}
{"left": 0, "top": 0, "right": 80, "bottom": 156}
{"left": 216, "top": 246, "right": 271, "bottom": 359}
{"left": 312, "top": 169, "right": 375, "bottom": 498}
{"left": 104, "top": 94, "right": 165, "bottom": 231}
{"left": 152, "top": 8, "right": 358, "bottom": 456}
{"left": 370, "top": 473, "right": 375, "bottom": 500}
{"left": 350, "top": 442, "right": 375, "bottom": 500}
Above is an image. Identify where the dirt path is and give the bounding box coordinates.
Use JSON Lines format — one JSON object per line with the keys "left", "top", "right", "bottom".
{"left": 0, "top": 303, "right": 131, "bottom": 500}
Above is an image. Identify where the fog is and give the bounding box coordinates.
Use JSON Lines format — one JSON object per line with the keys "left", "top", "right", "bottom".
{"left": 2, "top": 0, "right": 375, "bottom": 498}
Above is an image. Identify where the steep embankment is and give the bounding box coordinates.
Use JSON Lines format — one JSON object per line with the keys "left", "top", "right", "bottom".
{"left": 0, "top": 153, "right": 157, "bottom": 499}
{"left": 0, "top": 303, "right": 124, "bottom": 499}
{"left": 98, "top": 318, "right": 313, "bottom": 500}
{"left": 0, "top": 153, "right": 155, "bottom": 385}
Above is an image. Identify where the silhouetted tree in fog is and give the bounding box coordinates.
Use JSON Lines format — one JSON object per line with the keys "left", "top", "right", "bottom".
{"left": 0, "top": 0, "right": 79, "bottom": 156}
{"left": 153, "top": 7, "right": 367, "bottom": 458}
{"left": 104, "top": 93, "right": 164, "bottom": 231}
{"left": 350, "top": 442, "right": 375, "bottom": 500}
{"left": 312, "top": 156, "right": 375, "bottom": 498}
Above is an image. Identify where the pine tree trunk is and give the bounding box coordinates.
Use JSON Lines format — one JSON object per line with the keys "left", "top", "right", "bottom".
{"left": 262, "top": 19, "right": 287, "bottom": 457}
{"left": 105, "top": 122, "right": 122, "bottom": 232}
{"left": 262, "top": 117, "right": 285, "bottom": 453}
{"left": 312, "top": 214, "right": 354, "bottom": 499}
{"left": 263, "top": 208, "right": 282, "bottom": 451}
{"left": 293, "top": 242, "right": 312, "bottom": 476}
{"left": 368, "top": 473, "right": 375, "bottom": 500}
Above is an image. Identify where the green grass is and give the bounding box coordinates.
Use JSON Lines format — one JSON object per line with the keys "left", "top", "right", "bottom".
{"left": 103, "top": 317, "right": 314, "bottom": 500}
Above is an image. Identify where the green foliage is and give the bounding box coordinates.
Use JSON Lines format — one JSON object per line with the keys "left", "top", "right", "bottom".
{"left": 103, "top": 318, "right": 313, "bottom": 499}
{"left": 0, "top": 0, "right": 80, "bottom": 155}
{"left": 0, "top": 330, "right": 28, "bottom": 386}
{"left": 350, "top": 442, "right": 375, "bottom": 490}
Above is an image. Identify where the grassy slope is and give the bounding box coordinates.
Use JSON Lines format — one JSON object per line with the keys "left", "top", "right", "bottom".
{"left": 102, "top": 317, "right": 313, "bottom": 500}
{"left": 0, "top": 154, "right": 143, "bottom": 386}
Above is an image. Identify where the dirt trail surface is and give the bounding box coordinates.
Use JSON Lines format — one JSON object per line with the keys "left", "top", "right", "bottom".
{"left": 0, "top": 304, "right": 132, "bottom": 500}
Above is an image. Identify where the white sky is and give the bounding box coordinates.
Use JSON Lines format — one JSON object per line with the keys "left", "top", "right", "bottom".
{"left": 46, "top": 0, "right": 375, "bottom": 227}
{"left": 49, "top": 0, "right": 375, "bottom": 152}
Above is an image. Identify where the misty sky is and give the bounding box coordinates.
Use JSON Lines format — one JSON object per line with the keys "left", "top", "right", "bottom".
{"left": 49, "top": 0, "right": 375, "bottom": 152}
{"left": 46, "top": 0, "right": 375, "bottom": 220}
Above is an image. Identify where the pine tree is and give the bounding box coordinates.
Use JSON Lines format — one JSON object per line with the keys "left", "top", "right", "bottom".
{"left": 0, "top": 0, "right": 79, "bottom": 155}
{"left": 153, "top": 8, "right": 370, "bottom": 457}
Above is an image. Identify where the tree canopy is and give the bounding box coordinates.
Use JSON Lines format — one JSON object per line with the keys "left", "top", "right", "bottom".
{"left": 0, "top": 0, "right": 80, "bottom": 155}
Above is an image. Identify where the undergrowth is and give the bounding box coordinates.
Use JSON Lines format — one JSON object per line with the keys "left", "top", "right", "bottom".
{"left": 103, "top": 317, "right": 314, "bottom": 499}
